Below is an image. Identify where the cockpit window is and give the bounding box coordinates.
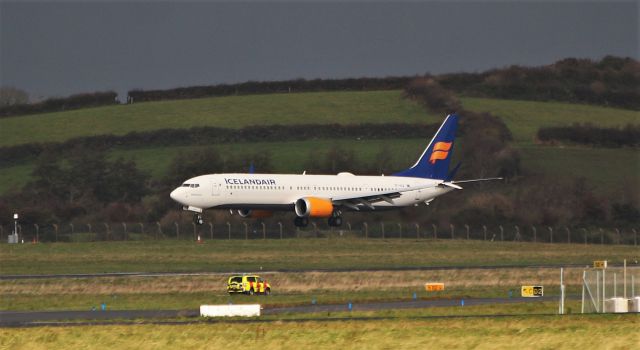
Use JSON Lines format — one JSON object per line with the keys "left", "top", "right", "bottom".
{"left": 182, "top": 184, "right": 190, "bottom": 187}
{"left": 181, "top": 183, "right": 200, "bottom": 188}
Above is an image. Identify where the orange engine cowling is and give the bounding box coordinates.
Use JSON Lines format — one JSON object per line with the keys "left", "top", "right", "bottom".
{"left": 238, "top": 209, "right": 273, "bottom": 218}
{"left": 295, "top": 197, "right": 333, "bottom": 218}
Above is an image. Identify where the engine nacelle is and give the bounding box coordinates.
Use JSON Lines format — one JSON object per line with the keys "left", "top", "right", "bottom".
{"left": 238, "top": 209, "right": 273, "bottom": 218}
{"left": 294, "top": 197, "right": 334, "bottom": 218}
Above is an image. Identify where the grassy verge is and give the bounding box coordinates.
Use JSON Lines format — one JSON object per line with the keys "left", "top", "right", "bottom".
{"left": 1, "top": 240, "right": 636, "bottom": 275}
{"left": 1, "top": 312, "right": 636, "bottom": 349}
{"left": 1, "top": 267, "right": 595, "bottom": 311}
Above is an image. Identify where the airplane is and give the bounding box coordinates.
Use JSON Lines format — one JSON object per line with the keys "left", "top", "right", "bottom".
{"left": 170, "top": 114, "right": 501, "bottom": 227}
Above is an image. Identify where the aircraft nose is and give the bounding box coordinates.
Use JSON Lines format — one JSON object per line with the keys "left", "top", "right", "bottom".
{"left": 170, "top": 188, "right": 181, "bottom": 203}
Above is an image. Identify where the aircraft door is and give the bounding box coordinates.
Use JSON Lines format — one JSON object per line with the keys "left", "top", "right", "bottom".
{"left": 211, "top": 182, "right": 221, "bottom": 196}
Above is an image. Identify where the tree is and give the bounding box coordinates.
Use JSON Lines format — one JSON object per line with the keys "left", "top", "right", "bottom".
{"left": 0, "top": 87, "right": 28, "bottom": 106}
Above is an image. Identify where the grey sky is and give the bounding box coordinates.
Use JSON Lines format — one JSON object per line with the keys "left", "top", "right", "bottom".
{"left": 1, "top": 1, "right": 637, "bottom": 100}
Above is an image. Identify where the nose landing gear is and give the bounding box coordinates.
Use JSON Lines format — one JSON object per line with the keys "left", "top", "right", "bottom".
{"left": 193, "top": 213, "right": 204, "bottom": 225}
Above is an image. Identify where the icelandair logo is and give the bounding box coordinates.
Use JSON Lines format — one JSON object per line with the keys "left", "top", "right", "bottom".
{"left": 225, "top": 178, "right": 276, "bottom": 185}
{"left": 429, "top": 142, "right": 452, "bottom": 164}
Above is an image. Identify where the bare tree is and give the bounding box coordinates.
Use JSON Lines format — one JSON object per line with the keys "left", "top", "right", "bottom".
{"left": 0, "top": 87, "right": 29, "bottom": 106}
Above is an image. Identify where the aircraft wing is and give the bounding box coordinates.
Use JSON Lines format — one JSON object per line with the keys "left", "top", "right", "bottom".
{"left": 330, "top": 183, "right": 439, "bottom": 211}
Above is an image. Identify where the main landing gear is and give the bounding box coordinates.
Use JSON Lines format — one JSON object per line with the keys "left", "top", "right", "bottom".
{"left": 293, "top": 215, "right": 343, "bottom": 228}
{"left": 294, "top": 216, "right": 309, "bottom": 228}
{"left": 328, "top": 216, "right": 343, "bottom": 227}
{"left": 193, "top": 213, "right": 204, "bottom": 225}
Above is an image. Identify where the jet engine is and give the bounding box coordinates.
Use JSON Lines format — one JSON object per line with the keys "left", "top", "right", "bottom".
{"left": 238, "top": 209, "right": 273, "bottom": 218}
{"left": 294, "top": 197, "right": 334, "bottom": 218}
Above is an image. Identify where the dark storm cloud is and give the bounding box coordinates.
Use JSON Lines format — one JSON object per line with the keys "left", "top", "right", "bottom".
{"left": 0, "top": 1, "right": 637, "bottom": 99}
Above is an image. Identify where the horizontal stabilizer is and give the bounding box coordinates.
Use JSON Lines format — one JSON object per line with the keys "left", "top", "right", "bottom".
{"left": 450, "top": 177, "right": 503, "bottom": 184}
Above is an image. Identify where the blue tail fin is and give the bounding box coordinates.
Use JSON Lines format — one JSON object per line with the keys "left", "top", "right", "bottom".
{"left": 393, "top": 114, "right": 458, "bottom": 179}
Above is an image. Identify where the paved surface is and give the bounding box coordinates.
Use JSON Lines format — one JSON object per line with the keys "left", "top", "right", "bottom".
{"left": 0, "top": 264, "right": 602, "bottom": 280}
{"left": 0, "top": 296, "right": 564, "bottom": 327}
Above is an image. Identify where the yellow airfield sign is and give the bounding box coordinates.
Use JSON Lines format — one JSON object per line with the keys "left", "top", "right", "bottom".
{"left": 425, "top": 283, "right": 445, "bottom": 292}
{"left": 521, "top": 285, "right": 544, "bottom": 297}
{"left": 593, "top": 260, "right": 607, "bottom": 269}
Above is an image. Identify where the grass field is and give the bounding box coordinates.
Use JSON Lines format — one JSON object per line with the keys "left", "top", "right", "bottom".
{"left": 1, "top": 90, "right": 637, "bottom": 196}
{"left": 0, "top": 91, "right": 434, "bottom": 148}
{"left": 1, "top": 313, "right": 636, "bottom": 349}
{"left": 2, "top": 91, "right": 637, "bottom": 149}
{"left": 1, "top": 240, "right": 635, "bottom": 275}
{"left": 462, "top": 97, "right": 639, "bottom": 145}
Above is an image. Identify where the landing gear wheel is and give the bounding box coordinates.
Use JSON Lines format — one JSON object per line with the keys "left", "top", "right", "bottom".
{"left": 193, "top": 214, "right": 204, "bottom": 225}
{"left": 294, "top": 217, "right": 309, "bottom": 227}
{"left": 328, "top": 216, "right": 343, "bottom": 227}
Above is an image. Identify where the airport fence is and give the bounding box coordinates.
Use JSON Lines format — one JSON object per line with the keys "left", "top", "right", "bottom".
{"left": 1, "top": 221, "right": 638, "bottom": 245}
{"left": 581, "top": 266, "right": 640, "bottom": 313}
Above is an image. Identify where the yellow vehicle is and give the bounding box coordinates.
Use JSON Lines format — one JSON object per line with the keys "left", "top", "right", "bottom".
{"left": 227, "top": 275, "right": 271, "bottom": 295}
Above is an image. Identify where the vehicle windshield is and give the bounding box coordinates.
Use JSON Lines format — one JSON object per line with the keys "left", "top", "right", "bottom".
{"left": 230, "top": 276, "right": 242, "bottom": 283}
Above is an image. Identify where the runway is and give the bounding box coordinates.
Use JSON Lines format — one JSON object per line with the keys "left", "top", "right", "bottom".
{"left": 0, "top": 263, "right": 597, "bottom": 280}
{"left": 1, "top": 296, "right": 565, "bottom": 327}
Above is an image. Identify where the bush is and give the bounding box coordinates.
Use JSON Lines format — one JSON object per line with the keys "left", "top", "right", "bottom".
{"left": 0, "top": 91, "right": 118, "bottom": 118}
{"left": 537, "top": 124, "right": 640, "bottom": 148}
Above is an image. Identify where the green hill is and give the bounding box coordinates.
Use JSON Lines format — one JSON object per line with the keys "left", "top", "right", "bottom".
{"left": 0, "top": 90, "right": 637, "bottom": 195}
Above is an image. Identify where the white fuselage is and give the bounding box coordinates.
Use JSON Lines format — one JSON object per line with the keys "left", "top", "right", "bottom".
{"left": 170, "top": 172, "right": 452, "bottom": 212}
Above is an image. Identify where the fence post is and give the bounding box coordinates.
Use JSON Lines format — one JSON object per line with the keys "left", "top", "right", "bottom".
{"left": 633, "top": 229, "right": 637, "bottom": 246}
{"left": 278, "top": 222, "right": 283, "bottom": 239}
{"left": 548, "top": 227, "right": 553, "bottom": 243}
{"left": 262, "top": 222, "right": 266, "bottom": 240}
{"left": 243, "top": 222, "right": 248, "bottom": 240}
{"left": 347, "top": 222, "right": 352, "bottom": 231}
{"left": 312, "top": 222, "right": 318, "bottom": 238}
{"left": 415, "top": 223, "right": 420, "bottom": 239}
{"left": 51, "top": 224, "right": 58, "bottom": 242}
{"left": 450, "top": 224, "right": 455, "bottom": 240}
{"left": 192, "top": 222, "right": 197, "bottom": 241}
{"left": 227, "top": 222, "right": 231, "bottom": 240}
{"left": 70, "top": 223, "right": 74, "bottom": 239}
{"left": 398, "top": 223, "right": 402, "bottom": 239}
{"left": 464, "top": 224, "right": 470, "bottom": 240}
{"left": 564, "top": 226, "right": 570, "bottom": 244}
{"left": 432, "top": 224, "right": 437, "bottom": 239}
{"left": 532, "top": 226, "right": 537, "bottom": 243}
{"left": 582, "top": 228, "right": 588, "bottom": 245}
{"left": 123, "top": 222, "right": 127, "bottom": 241}
{"left": 615, "top": 228, "right": 621, "bottom": 245}
{"left": 34, "top": 224, "right": 39, "bottom": 243}
{"left": 363, "top": 222, "right": 368, "bottom": 239}
{"left": 499, "top": 225, "right": 504, "bottom": 241}
{"left": 87, "top": 223, "right": 92, "bottom": 234}
{"left": 103, "top": 223, "right": 109, "bottom": 241}
{"left": 514, "top": 225, "right": 521, "bottom": 241}
{"left": 599, "top": 228, "right": 604, "bottom": 245}
{"left": 139, "top": 223, "right": 144, "bottom": 238}
{"left": 381, "top": 222, "right": 385, "bottom": 239}
{"left": 483, "top": 225, "right": 487, "bottom": 241}
{"left": 156, "top": 222, "right": 161, "bottom": 240}
{"left": 209, "top": 222, "right": 213, "bottom": 240}
{"left": 174, "top": 222, "right": 179, "bottom": 240}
